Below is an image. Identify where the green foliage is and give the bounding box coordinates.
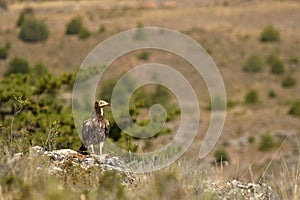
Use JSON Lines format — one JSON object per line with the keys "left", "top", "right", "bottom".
{"left": 19, "top": 17, "right": 49, "bottom": 42}
{"left": 268, "top": 89, "right": 276, "bottom": 98}
{"left": 0, "top": 41, "right": 11, "bottom": 59}
{"left": 31, "top": 62, "right": 49, "bottom": 75}
{"left": 44, "top": 121, "right": 62, "bottom": 151}
{"left": 137, "top": 21, "right": 143, "bottom": 28}
{"left": 243, "top": 53, "right": 264, "bottom": 73}
{"left": 244, "top": 89, "right": 259, "bottom": 104}
{"left": 248, "top": 135, "right": 255, "bottom": 144}
{"left": 267, "top": 52, "right": 285, "bottom": 74}
{"left": 99, "top": 24, "right": 106, "bottom": 32}
{"left": 0, "top": 66, "right": 178, "bottom": 154}
{"left": 65, "top": 16, "right": 83, "bottom": 35}
{"left": 289, "top": 56, "right": 299, "bottom": 64}
{"left": 4, "top": 57, "right": 30, "bottom": 77}
{"left": 78, "top": 27, "right": 91, "bottom": 39}
{"left": 227, "top": 100, "right": 239, "bottom": 108}
{"left": 259, "top": 133, "right": 279, "bottom": 152}
{"left": 137, "top": 51, "right": 150, "bottom": 60}
{"left": 16, "top": 7, "right": 34, "bottom": 27}
{"left": 260, "top": 24, "right": 280, "bottom": 42}
{"left": 289, "top": 100, "right": 300, "bottom": 117}
{"left": 65, "top": 16, "right": 91, "bottom": 39}
{"left": 0, "top": 72, "right": 78, "bottom": 151}
{"left": 214, "top": 148, "right": 230, "bottom": 164}
{"left": 282, "top": 75, "right": 296, "bottom": 88}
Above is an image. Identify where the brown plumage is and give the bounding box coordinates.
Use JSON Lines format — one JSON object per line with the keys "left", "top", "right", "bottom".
{"left": 81, "top": 100, "right": 110, "bottom": 154}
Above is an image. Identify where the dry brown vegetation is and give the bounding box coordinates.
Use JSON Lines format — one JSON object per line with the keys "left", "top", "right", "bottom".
{"left": 0, "top": 0, "right": 300, "bottom": 199}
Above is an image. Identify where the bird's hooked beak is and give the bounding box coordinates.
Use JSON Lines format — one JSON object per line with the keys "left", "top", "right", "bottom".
{"left": 98, "top": 100, "right": 110, "bottom": 107}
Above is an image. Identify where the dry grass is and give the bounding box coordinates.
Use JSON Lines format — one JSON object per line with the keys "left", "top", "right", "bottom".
{"left": 0, "top": 146, "right": 299, "bottom": 199}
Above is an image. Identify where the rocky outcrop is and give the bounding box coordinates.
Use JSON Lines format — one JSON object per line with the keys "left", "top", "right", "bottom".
{"left": 11, "top": 147, "right": 281, "bottom": 199}
{"left": 203, "top": 179, "right": 281, "bottom": 200}
{"left": 13, "top": 146, "right": 136, "bottom": 187}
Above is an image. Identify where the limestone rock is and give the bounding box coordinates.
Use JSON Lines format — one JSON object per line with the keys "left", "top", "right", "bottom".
{"left": 203, "top": 179, "right": 281, "bottom": 200}
{"left": 13, "top": 146, "right": 136, "bottom": 187}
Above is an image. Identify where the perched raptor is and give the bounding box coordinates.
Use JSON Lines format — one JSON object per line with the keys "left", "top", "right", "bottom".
{"left": 81, "top": 100, "right": 110, "bottom": 154}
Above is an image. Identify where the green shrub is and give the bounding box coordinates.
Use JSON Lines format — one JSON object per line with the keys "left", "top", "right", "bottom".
{"left": 31, "top": 62, "right": 49, "bottom": 75}
{"left": 137, "top": 51, "right": 150, "bottom": 60}
{"left": 260, "top": 24, "right": 280, "bottom": 42}
{"left": 4, "top": 57, "right": 30, "bottom": 77}
{"left": 137, "top": 21, "right": 143, "bottom": 28}
{"left": 289, "top": 56, "right": 299, "bottom": 64}
{"left": 227, "top": 100, "right": 238, "bottom": 108}
{"left": 0, "top": 41, "right": 11, "bottom": 59}
{"left": 16, "top": 7, "right": 34, "bottom": 27}
{"left": 243, "top": 53, "right": 264, "bottom": 73}
{"left": 267, "top": 52, "right": 285, "bottom": 74}
{"left": 259, "top": 133, "right": 278, "bottom": 152}
{"left": 244, "top": 89, "right": 259, "bottom": 104}
{"left": 19, "top": 17, "right": 49, "bottom": 42}
{"left": 0, "top": 47, "right": 8, "bottom": 59}
{"left": 248, "top": 135, "right": 255, "bottom": 144}
{"left": 214, "top": 148, "right": 230, "bottom": 164}
{"left": 268, "top": 89, "right": 276, "bottom": 98}
{"left": 66, "top": 16, "right": 83, "bottom": 35}
{"left": 289, "top": 100, "right": 300, "bottom": 117}
{"left": 282, "top": 75, "right": 296, "bottom": 88}
{"left": 99, "top": 24, "right": 106, "bottom": 32}
{"left": 78, "top": 27, "right": 91, "bottom": 39}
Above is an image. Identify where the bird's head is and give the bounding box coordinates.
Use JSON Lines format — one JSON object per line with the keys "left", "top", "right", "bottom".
{"left": 95, "top": 100, "right": 110, "bottom": 108}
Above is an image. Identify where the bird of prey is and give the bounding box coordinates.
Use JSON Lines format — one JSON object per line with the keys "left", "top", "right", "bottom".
{"left": 81, "top": 100, "right": 110, "bottom": 154}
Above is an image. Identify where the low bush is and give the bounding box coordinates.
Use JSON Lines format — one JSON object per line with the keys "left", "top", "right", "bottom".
{"left": 244, "top": 89, "right": 259, "bottom": 104}
{"left": 267, "top": 52, "right": 285, "bottom": 75}
{"left": 289, "top": 100, "right": 300, "bottom": 117}
{"left": 259, "top": 133, "right": 279, "bottom": 152}
{"left": 248, "top": 135, "right": 255, "bottom": 144}
{"left": 19, "top": 17, "right": 49, "bottom": 42}
{"left": 0, "top": 41, "right": 11, "bottom": 59}
{"left": 16, "top": 7, "right": 34, "bottom": 27}
{"left": 66, "top": 16, "right": 83, "bottom": 35}
{"left": 4, "top": 57, "right": 30, "bottom": 77}
{"left": 214, "top": 148, "right": 230, "bottom": 164}
{"left": 268, "top": 90, "right": 276, "bottom": 98}
{"left": 99, "top": 24, "right": 106, "bottom": 32}
{"left": 289, "top": 56, "right": 299, "bottom": 64}
{"left": 137, "top": 51, "right": 150, "bottom": 60}
{"left": 227, "top": 100, "right": 239, "bottom": 108}
{"left": 282, "top": 75, "right": 296, "bottom": 88}
{"left": 78, "top": 27, "right": 91, "bottom": 39}
{"left": 243, "top": 53, "right": 264, "bottom": 73}
{"left": 31, "top": 62, "right": 49, "bottom": 75}
{"left": 260, "top": 24, "right": 280, "bottom": 42}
